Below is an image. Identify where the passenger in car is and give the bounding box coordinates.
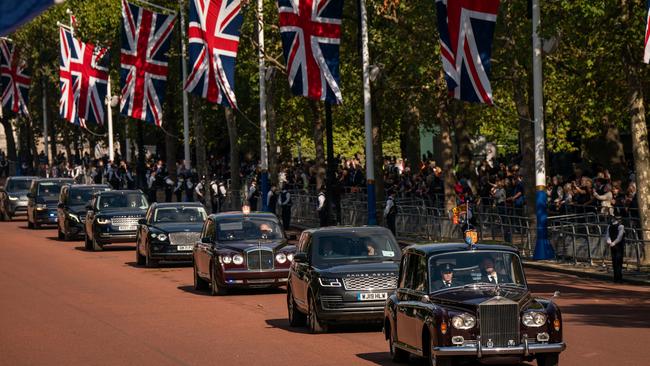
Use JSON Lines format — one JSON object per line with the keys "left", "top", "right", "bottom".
{"left": 433, "top": 263, "right": 458, "bottom": 290}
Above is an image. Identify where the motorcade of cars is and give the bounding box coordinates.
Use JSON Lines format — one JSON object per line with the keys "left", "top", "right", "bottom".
{"left": 27, "top": 178, "right": 74, "bottom": 229}
{"left": 57, "top": 184, "right": 111, "bottom": 241}
{"left": 83, "top": 190, "right": 149, "bottom": 251}
{"left": 193, "top": 209, "right": 296, "bottom": 295}
{"left": 0, "top": 176, "right": 38, "bottom": 220}
{"left": 384, "top": 243, "right": 565, "bottom": 366}
{"left": 287, "top": 226, "right": 402, "bottom": 333}
{"left": 135, "top": 202, "right": 207, "bottom": 267}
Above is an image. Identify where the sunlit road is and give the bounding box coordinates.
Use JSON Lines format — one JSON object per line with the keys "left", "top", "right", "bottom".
{"left": 0, "top": 220, "right": 648, "bottom": 366}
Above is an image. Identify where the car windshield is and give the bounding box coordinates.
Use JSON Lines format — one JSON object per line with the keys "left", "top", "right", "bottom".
{"left": 37, "top": 182, "right": 63, "bottom": 199}
{"left": 429, "top": 251, "right": 526, "bottom": 292}
{"left": 153, "top": 207, "right": 207, "bottom": 223}
{"left": 68, "top": 188, "right": 109, "bottom": 205}
{"left": 216, "top": 217, "right": 283, "bottom": 241}
{"left": 312, "top": 231, "right": 401, "bottom": 265}
{"left": 6, "top": 179, "right": 32, "bottom": 191}
{"left": 96, "top": 193, "right": 148, "bottom": 210}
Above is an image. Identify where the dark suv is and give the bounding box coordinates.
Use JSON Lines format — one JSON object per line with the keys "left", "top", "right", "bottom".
{"left": 57, "top": 184, "right": 111, "bottom": 240}
{"left": 287, "top": 226, "right": 401, "bottom": 333}
{"left": 27, "top": 178, "right": 74, "bottom": 228}
{"left": 0, "top": 176, "right": 37, "bottom": 220}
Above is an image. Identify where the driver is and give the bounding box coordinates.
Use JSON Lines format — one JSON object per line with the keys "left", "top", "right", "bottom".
{"left": 365, "top": 240, "right": 378, "bottom": 256}
{"left": 259, "top": 223, "right": 273, "bottom": 237}
{"left": 433, "top": 263, "right": 457, "bottom": 290}
{"left": 480, "top": 257, "right": 510, "bottom": 284}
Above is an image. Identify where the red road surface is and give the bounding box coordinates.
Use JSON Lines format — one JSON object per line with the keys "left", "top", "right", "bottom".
{"left": 0, "top": 220, "right": 648, "bottom": 366}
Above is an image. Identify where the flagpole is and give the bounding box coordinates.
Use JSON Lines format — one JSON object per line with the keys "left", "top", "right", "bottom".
{"left": 42, "top": 80, "right": 49, "bottom": 165}
{"left": 107, "top": 76, "right": 114, "bottom": 162}
{"left": 179, "top": 0, "right": 191, "bottom": 172}
{"left": 257, "top": 0, "right": 269, "bottom": 212}
{"left": 359, "top": 0, "right": 376, "bottom": 225}
{"left": 532, "top": 0, "right": 553, "bottom": 260}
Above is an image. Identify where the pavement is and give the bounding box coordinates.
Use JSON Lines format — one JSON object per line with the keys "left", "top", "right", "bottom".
{"left": 1, "top": 219, "right": 649, "bottom": 366}
{"left": 523, "top": 260, "right": 650, "bottom": 286}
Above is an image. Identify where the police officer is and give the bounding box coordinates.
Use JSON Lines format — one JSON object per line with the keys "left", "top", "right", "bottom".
{"left": 195, "top": 175, "right": 206, "bottom": 205}
{"left": 383, "top": 190, "right": 397, "bottom": 236}
{"left": 248, "top": 180, "right": 259, "bottom": 210}
{"left": 279, "top": 185, "right": 292, "bottom": 230}
{"left": 174, "top": 174, "right": 185, "bottom": 202}
{"left": 185, "top": 175, "right": 195, "bottom": 202}
{"left": 317, "top": 186, "right": 328, "bottom": 227}
{"left": 267, "top": 185, "right": 278, "bottom": 214}
{"left": 164, "top": 175, "right": 175, "bottom": 202}
{"left": 606, "top": 215, "right": 626, "bottom": 283}
{"left": 209, "top": 175, "right": 220, "bottom": 213}
{"left": 147, "top": 170, "right": 157, "bottom": 203}
{"left": 433, "top": 263, "right": 456, "bottom": 290}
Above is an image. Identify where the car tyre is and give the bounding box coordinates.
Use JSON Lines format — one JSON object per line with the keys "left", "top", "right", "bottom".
{"left": 92, "top": 235, "right": 103, "bottom": 251}
{"left": 287, "top": 287, "right": 306, "bottom": 327}
{"left": 84, "top": 232, "right": 92, "bottom": 251}
{"left": 27, "top": 219, "right": 34, "bottom": 229}
{"left": 389, "top": 323, "right": 409, "bottom": 363}
{"left": 193, "top": 262, "right": 209, "bottom": 291}
{"left": 58, "top": 228, "right": 65, "bottom": 240}
{"left": 135, "top": 244, "right": 146, "bottom": 265}
{"left": 210, "top": 263, "right": 227, "bottom": 296}
{"left": 536, "top": 353, "right": 559, "bottom": 366}
{"left": 145, "top": 253, "right": 158, "bottom": 268}
{"left": 308, "top": 293, "right": 327, "bottom": 334}
{"left": 426, "top": 333, "right": 451, "bottom": 366}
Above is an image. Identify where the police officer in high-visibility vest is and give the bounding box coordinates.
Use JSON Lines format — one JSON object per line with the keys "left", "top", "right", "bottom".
{"left": 383, "top": 191, "right": 397, "bottom": 236}
{"left": 317, "top": 186, "right": 328, "bottom": 227}
{"left": 606, "top": 215, "right": 626, "bottom": 283}
{"left": 279, "top": 185, "right": 292, "bottom": 230}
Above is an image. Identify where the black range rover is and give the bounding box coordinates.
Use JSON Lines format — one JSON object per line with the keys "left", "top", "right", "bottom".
{"left": 57, "top": 184, "right": 111, "bottom": 240}
{"left": 84, "top": 190, "right": 149, "bottom": 251}
{"left": 27, "top": 178, "right": 74, "bottom": 228}
{"left": 287, "top": 226, "right": 402, "bottom": 333}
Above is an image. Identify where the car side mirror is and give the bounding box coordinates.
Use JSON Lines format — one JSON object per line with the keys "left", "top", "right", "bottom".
{"left": 201, "top": 237, "right": 212, "bottom": 244}
{"left": 293, "top": 252, "right": 308, "bottom": 263}
{"left": 57, "top": 203, "right": 64, "bottom": 209}
{"left": 138, "top": 219, "right": 146, "bottom": 225}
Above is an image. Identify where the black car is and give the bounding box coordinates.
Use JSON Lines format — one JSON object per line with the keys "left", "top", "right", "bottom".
{"left": 135, "top": 202, "right": 207, "bottom": 267}
{"left": 193, "top": 211, "right": 296, "bottom": 295}
{"left": 27, "top": 178, "right": 74, "bottom": 229}
{"left": 287, "top": 226, "right": 402, "bottom": 333}
{"left": 84, "top": 190, "right": 149, "bottom": 251}
{"left": 57, "top": 184, "right": 111, "bottom": 240}
{"left": 0, "top": 176, "right": 37, "bottom": 220}
{"left": 384, "top": 243, "right": 565, "bottom": 366}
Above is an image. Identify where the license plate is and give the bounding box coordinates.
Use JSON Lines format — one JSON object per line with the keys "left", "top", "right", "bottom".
{"left": 177, "top": 245, "right": 193, "bottom": 251}
{"left": 357, "top": 292, "right": 387, "bottom": 301}
{"left": 118, "top": 226, "right": 137, "bottom": 231}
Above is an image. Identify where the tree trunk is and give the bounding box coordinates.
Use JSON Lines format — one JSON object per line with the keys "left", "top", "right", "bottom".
{"left": 440, "top": 97, "right": 457, "bottom": 213}
{"left": 62, "top": 124, "right": 72, "bottom": 165}
{"left": 165, "top": 119, "right": 177, "bottom": 178}
{"left": 26, "top": 117, "right": 39, "bottom": 171}
{"left": 372, "top": 97, "right": 385, "bottom": 205}
{"left": 513, "top": 60, "right": 536, "bottom": 223}
{"left": 454, "top": 114, "right": 473, "bottom": 178}
{"left": 0, "top": 116, "right": 17, "bottom": 164}
{"left": 601, "top": 117, "right": 626, "bottom": 179}
{"left": 309, "top": 100, "right": 325, "bottom": 190}
{"left": 193, "top": 101, "right": 211, "bottom": 212}
{"left": 225, "top": 106, "right": 240, "bottom": 192}
{"left": 401, "top": 105, "right": 422, "bottom": 170}
{"left": 267, "top": 71, "right": 279, "bottom": 187}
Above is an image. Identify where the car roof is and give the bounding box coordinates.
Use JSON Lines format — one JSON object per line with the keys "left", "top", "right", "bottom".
{"left": 303, "top": 225, "right": 393, "bottom": 236}
{"left": 209, "top": 211, "right": 278, "bottom": 220}
{"left": 151, "top": 202, "right": 203, "bottom": 208}
{"left": 404, "top": 242, "right": 520, "bottom": 256}
{"left": 7, "top": 176, "right": 38, "bottom": 181}
{"left": 35, "top": 178, "right": 73, "bottom": 183}
{"left": 67, "top": 184, "right": 111, "bottom": 189}
{"left": 96, "top": 190, "right": 143, "bottom": 196}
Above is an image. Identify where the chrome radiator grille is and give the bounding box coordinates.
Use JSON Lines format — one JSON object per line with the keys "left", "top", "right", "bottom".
{"left": 247, "top": 249, "right": 274, "bottom": 270}
{"left": 169, "top": 232, "right": 201, "bottom": 245}
{"left": 111, "top": 216, "right": 139, "bottom": 226}
{"left": 479, "top": 297, "right": 520, "bottom": 347}
{"left": 343, "top": 275, "right": 397, "bottom": 291}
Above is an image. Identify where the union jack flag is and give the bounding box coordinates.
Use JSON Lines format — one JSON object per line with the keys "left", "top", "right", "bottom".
{"left": 185, "top": 0, "right": 242, "bottom": 108}
{"left": 0, "top": 39, "right": 30, "bottom": 116}
{"left": 120, "top": 0, "right": 176, "bottom": 127}
{"left": 277, "top": 0, "right": 343, "bottom": 104}
{"left": 59, "top": 27, "right": 110, "bottom": 126}
{"left": 643, "top": 0, "right": 650, "bottom": 64}
{"left": 435, "top": 0, "right": 500, "bottom": 105}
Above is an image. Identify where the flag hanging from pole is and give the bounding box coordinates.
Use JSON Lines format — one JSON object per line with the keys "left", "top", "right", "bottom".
{"left": 59, "top": 27, "right": 110, "bottom": 127}
{"left": 120, "top": 0, "right": 177, "bottom": 127}
{"left": 184, "top": 0, "right": 243, "bottom": 108}
{"left": 435, "top": 0, "right": 500, "bottom": 105}
{"left": 644, "top": 0, "right": 650, "bottom": 63}
{"left": 0, "top": 39, "right": 31, "bottom": 116}
{"left": 277, "top": 0, "right": 344, "bottom": 104}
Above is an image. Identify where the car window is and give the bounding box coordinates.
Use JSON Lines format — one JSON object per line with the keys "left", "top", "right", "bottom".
{"left": 311, "top": 231, "right": 401, "bottom": 266}
{"left": 398, "top": 254, "right": 411, "bottom": 289}
{"left": 216, "top": 217, "right": 283, "bottom": 241}
{"left": 68, "top": 188, "right": 108, "bottom": 205}
{"left": 153, "top": 207, "right": 206, "bottom": 223}
{"left": 37, "top": 182, "right": 63, "bottom": 199}
{"left": 413, "top": 255, "right": 428, "bottom": 293}
{"left": 203, "top": 219, "right": 216, "bottom": 240}
{"left": 6, "top": 179, "right": 32, "bottom": 191}
{"left": 96, "top": 193, "right": 148, "bottom": 210}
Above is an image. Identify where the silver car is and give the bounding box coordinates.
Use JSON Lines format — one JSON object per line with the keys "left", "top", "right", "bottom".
{"left": 0, "top": 176, "right": 37, "bottom": 220}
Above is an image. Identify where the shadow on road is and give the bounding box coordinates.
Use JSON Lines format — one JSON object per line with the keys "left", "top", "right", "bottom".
{"left": 264, "top": 318, "right": 382, "bottom": 335}
{"left": 124, "top": 261, "right": 191, "bottom": 269}
{"left": 355, "top": 352, "right": 401, "bottom": 366}
{"left": 177, "top": 285, "right": 213, "bottom": 297}
{"left": 45, "top": 236, "right": 83, "bottom": 242}
{"left": 74, "top": 245, "right": 135, "bottom": 252}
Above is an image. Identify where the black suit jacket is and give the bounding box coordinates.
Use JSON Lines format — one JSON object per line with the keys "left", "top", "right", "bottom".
{"left": 433, "top": 280, "right": 457, "bottom": 290}
{"left": 481, "top": 273, "right": 511, "bottom": 284}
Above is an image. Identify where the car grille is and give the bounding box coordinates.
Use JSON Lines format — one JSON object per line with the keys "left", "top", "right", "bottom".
{"left": 320, "top": 295, "right": 343, "bottom": 308}
{"left": 479, "top": 297, "right": 520, "bottom": 348}
{"left": 342, "top": 275, "right": 397, "bottom": 291}
{"left": 169, "top": 232, "right": 201, "bottom": 245}
{"left": 111, "top": 216, "right": 140, "bottom": 226}
{"left": 247, "top": 249, "right": 274, "bottom": 270}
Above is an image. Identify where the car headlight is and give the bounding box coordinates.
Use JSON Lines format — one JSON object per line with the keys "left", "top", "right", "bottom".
{"left": 451, "top": 313, "right": 476, "bottom": 330}
{"left": 68, "top": 213, "right": 80, "bottom": 223}
{"left": 275, "top": 253, "right": 287, "bottom": 264}
{"left": 96, "top": 217, "right": 111, "bottom": 225}
{"left": 232, "top": 254, "right": 244, "bottom": 265}
{"left": 318, "top": 278, "right": 342, "bottom": 287}
{"left": 287, "top": 253, "right": 294, "bottom": 262}
{"left": 36, "top": 204, "right": 47, "bottom": 210}
{"left": 8, "top": 196, "right": 18, "bottom": 201}
{"left": 157, "top": 233, "right": 168, "bottom": 242}
{"left": 220, "top": 255, "right": 232, "bottom": 264}
{"left": 522, "top": 312, "right": 547, "bottom": 327}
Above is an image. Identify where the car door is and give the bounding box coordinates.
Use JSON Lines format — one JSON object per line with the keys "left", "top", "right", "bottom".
{"left": 293, "top": 232, "right": 312, "bottom": 312}
{"left": 85, "top": 198, "right": 96, "bottom": 240}
{"left": 57, "top": 186, "right": 68, "bottom": 233}
{"left": 196, "top": 218, "right": 215, "bottom": 276}
{"left": 396, "top": 253, "right": 427, "bottom": 352}
{"left": 410, "top": 255, "right": 430, "bottom": 353}
{"left": 27, "top": 182, "right": 36, "bottom": 223}
{"left": 138, "top": 207, "right": 152, "bottom": 256}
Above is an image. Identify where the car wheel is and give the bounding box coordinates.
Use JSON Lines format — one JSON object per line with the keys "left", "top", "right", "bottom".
{"left": 536, "top": 353, "right": 559, "bottom": 366}
{"left": 210, "top": 263, "right": 227, "bottom": 296}
{"left": 27, "top": 219, "right": 34, "bottom": 229}
{"left": 145, "top": 253, "right": 158, "bottom": 268}
{"left": 426, "top": 333, "right": 451, "bottom": 366}
{"left": 58, "top": 228, "right": 64, "bottom": 240}
{"left": 389, "top": 322, "right": 409, "bottom": 363}
{"left": 287, "top": 287, "right": 306, "bottom": 327}
{"left": 135, "top": 244, "right": 145, "bottom": 265}
{"left": 307, "top": 293, "right": 327, "bottom": 334}
{"left": 84, "top": 232, "right": 92, "bottom": 251}
{"left": 193, "top": 262, "right": 209, "bottom": 291}
{"left": 92, "top": 235, "right": 103, "bottom": 251}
